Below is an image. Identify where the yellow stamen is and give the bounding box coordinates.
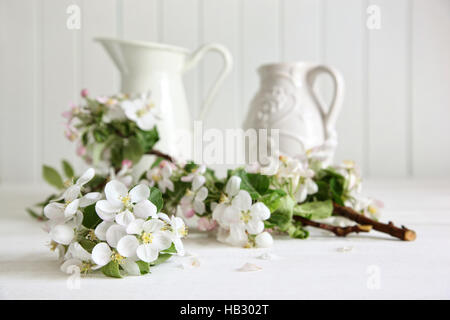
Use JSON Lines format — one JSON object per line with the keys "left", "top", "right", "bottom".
{"left": 111, "top": 252, "right": 124, "bottom": 263}
{"left": 80, "top": 262, "right": 93, "bottom": 274}
{"left": 178, "top": 225, "right": 188, "bottom": 237}
{"left": 87, "top": 229, "right": 98, "bottom": 241}
{"left": 136, "top": 103, "right": 155, "bottom": 118}
{"left": 120, "top": 195, "right": 131, "bottom": 207}
{"left": 219, "top": 193, "right": 229, "bottom": 203}
{"left": 368, "top": 205, "right": 377, "bottom": 215}
{"left": 141, "top": 232, "right": 154, "bottom": 244}
{"left": 241, "top": 210, "right": 252, "bottom": 224}
{"left": 152, "top": 174, "right": 161, "bottom": 182}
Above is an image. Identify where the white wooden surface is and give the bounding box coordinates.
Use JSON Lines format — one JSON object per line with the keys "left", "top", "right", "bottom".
{"left": 0, "top": 179, "right": 449, "bottom": 299}
{"left": 1, "top": 0, "right": 449, "bottom": 185}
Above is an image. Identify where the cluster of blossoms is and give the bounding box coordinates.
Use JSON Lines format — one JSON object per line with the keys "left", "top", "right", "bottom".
{"left": 31, "top": 90, "right": 393, "bottom": 278}
{"left": 43, "top": 168, "right": 186, "bottom": 278}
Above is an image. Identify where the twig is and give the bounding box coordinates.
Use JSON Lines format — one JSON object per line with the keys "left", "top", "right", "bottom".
{"left": 332, "top": 203, "right": 416, "bottom": 241}
{"left": 294, "top": 216, "right": 372, "bottom": 237}
{"left": 147, "top": 149, "right": 174, "bottom": 163}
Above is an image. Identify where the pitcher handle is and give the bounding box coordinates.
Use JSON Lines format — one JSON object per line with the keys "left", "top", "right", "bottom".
{"left": 184, "top": 43, "right": 233, "bottom": 120}
{"left": 306, "top": 65, "right": 345, "bottom": 141}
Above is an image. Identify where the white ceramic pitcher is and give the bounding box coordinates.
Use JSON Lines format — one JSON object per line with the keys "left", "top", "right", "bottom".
{"left": 95, "top": 37, "right": 232, "bottom": 160}
{"left": 243, "top": 62, "right": 344, "bottom": 165}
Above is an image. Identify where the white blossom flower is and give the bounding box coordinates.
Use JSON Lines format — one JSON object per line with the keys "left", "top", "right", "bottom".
{"left": 91, "top": 241, "right": 141, "bottom": 276}
{"left": 95, "top": 180, "right": 156, "bottom": 226}
{"left": 255, "top": 231, "right": 274, "bottom": 248}
{"left": 212, "top": 176, "right": 241, "bottom": 225}
{"left": 108, "top": 160, "right": 133, "bottom": 188}
{"left": 44, "top": 168, "right": 101, "bottom": 222}
{"left": 180, "top": 175, "right": 208, "bottom": 217}
{"left": 180, "top": 164, "right": 206, "bottom": 182}
{"left": 116, "top": 218, "right": 172, "bottom": 263}
{"left": 121, "top": 92, "right": 160, "bottom": 130}
{"left": 146, "top": 160, "right": 174, "bottom": 193}
{"left": 158, "top": 213, "right": 187, "bottom": 255}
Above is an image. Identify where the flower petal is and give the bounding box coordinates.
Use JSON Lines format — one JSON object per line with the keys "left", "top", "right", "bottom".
{"left": 50, "top": 224, "right": 74, "bottom": 245}
{"left": 129, "top": 184, "right": 150, "bottom": 203}
{"left": 246, "top": 218, "right": 264, "bottom": 235}
{"left": 79, "top": 192, "right": 102, "bottom": 207}
{"left": 151, "top": 232, "right": 172, "bottom": 251}
{"left": 64, "top": 185, "right": 81, "bottom": 203}
{"left": 142, "top": 219, "right": 164, "bottom": 233}
{"left": 134, "top": 199, "right": 157, "bottom": 219}
{"left": 306, "top": 179, "right": 318, "bottom": 194}
{"left": 250, "top": 202, "right": 270, "bottom": 220}
{"left": 193, "top": 200, "right": 205, "bottom": 214}
{"left": 64, "top": 199, "right": 80, "bottom": 218}
{"left": 255, "top": 232, "right": 273, "bottom": 248}
{"left": 60, "top": 259, "right": 82, "bottom": 274}
{"left": 95, "top": 221, "right": 113, "bottom": 241}
{"left": 105, "top": 224, "right": 127, "bottom": 248}
{"left": 173, "top": 238, "right": 184, "bottom": 256}
{"left": 126, "top": 219, "right": 145, "bottom": 234}
{"left": 121, "top": 258, "right": 141, "bottom": 276}
{"left": 136, "top": 244, "right": 158, "bottom": 263}
{"left": 294, "top": 184, "right": 308, "bottom": 203}
{"left": 92, "top": 242, "right": 112, "bottom": 266}
{"left": 95, "top": 200, "right": 120, "bottom": 221}
{"left": 76, "top": 168, "right": 95, "bottom": 186}
{"left": 195, "top": 187, "right": 208, "bottom": 202}
{"left": 68, "top": 242, "right": 92, "bottom": 261}
{"left": 192, "top": 175, "right": 205, "bottom": 191}
{"left": 44, "top": 203, "right": 65, "bottom": 220}
{"left": 226, "top": 176, "right": 241, "bottom": 197}
{"left": 232, "top": 190, "right": 252, "bottom": 211}
{"left": 105, "top": 180, "right": 128, "bottom": 205}
{"left": 117, "top": 235, "right": 139, "bottom": 257}
{"left": 115, "top": 210, "right": 135, "bottom": 226}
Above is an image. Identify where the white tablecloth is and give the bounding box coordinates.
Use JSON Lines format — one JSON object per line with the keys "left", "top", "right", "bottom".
{"left": 1, "top": 180, "right": 449, "bottom": 299}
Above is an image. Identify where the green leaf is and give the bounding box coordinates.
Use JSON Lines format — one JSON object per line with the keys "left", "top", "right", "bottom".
{"left": 260, "top": 189, "right": 287, "bottom": 212}
{"left": 247, "top": 173, "right": 270, "bottom": 195}
{"left": 150, "top": 253, "right": 172, "bottom": 266}
{"left": 266, "top": 195, "right": 296, "bottom": 231}
{"left": 42, "top": 165, "right": 64, "bottom": 189}
{"left": 79, "top": 239, "right": 96, "bottom": 253}
{"left": 123, "top": 136, "right": 145, "bottom": 164}
{"left": 286, "top": 223, "right": 309, "bottom": 239}
{"left": 231, "top": 169, "right": 261, "bottom": 200}
{"left": 136, "top": 126, "right": 159, "bottom": 152}
{"left": 82, "top": 204, "right": 101, "bottom": 229}
{"left": 101, "top": 261, "right": 122, "bottom": 278}
{"left": 61, "top": 160, "right": 75, "bottom": 179}
{"left": 293, "top": 200, "right": 333, "bottom": 220}
{"left": 136, "top": 261, "right": 150, "bottom": 275}
{"left": 161, "top": 243, "right": 176, "bottom": 254}
{"left": 149, "top": 187, "right": 164, "bottom": 212}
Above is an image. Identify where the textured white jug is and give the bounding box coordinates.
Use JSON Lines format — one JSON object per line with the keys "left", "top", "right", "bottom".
{"left": 244, "top": 62, "right": 344, "bottom": 165}
{"left": 95, "top": 37, "right": 232, "bottom": 160}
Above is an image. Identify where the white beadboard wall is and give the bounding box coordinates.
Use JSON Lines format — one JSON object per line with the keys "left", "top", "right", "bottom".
{"left": 0, "top": 0, "right": 449, "bottom": 185}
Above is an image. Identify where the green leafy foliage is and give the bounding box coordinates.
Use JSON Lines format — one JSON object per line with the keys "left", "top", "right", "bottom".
{"left": 102, "top": 261, "right": 122, "bottom": 278}
{"left": 266, "top": 195, "right": 296, "bottom": 231}
{"left": 82, "top": 204, "right": 101, "bottom": 229}
{"left": 136, "top": 261, "right": 150, "bottom": 274}
{"left": 293, "top": 200, "right": 333, "bottom": 220}
{"left": 313, "top": 168, "right": 346, "bottom": 205}
{"left": 123, "top": 136, "right": 144, "bottom": 164}
{"left": 79, "top": 239, "right": 96, "bottom": 253}
{"left": 61, "top": 160, "right": 74, "bottom": 179}
{"left": 136, "top": 126, "right": 159, "bottom": 152}
{"left": 42, "top": 165, "right": 64, "bottom": 189}
{"left": 286, "top": 222, "right": 309, "bottom": 239}
{"left": 231, "top": 168, "right": 270, "bottom": 199}
{"left": 149, "top": 187, "right": 164, "bottom": 212}
{"left": 150, "top": 254, "right": 172, "bottom": 266}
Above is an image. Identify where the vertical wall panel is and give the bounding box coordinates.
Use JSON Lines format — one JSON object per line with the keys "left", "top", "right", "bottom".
{"left": 412, "top": 0, "right": 450, "bottom": 177}
{"left": 41, "top": 0, "right": 79, "bottom": 173}
{"left": 81, "top": 0, "right": 118, "bottom": 97}
{"left": 323, "top": 0, "right": 366, "bottom": 172}
{"left": 282, "top": 0, "right": 321, "bottom": 62}
{"left": 201, "top": 0, "right": 239, "bottom": 129}
{"left": 0, "top": 1, "right": 40, "bottom": 183}
{"left": 122, "top": 0, "right": 159, "bottom": 41}
{"left": 161, "top": 0, "right": 200, "bottom": 118}
{"left": 242, "top": 0, "right": 280, "bottom": 124}
{"left": 367, "top": 0, "right": 409, "bottom": 177}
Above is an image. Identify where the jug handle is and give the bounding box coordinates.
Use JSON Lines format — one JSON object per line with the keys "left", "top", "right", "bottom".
{"left": 306, "top": 65, "right": 345, "bottom": 141}
{"left": 184, "top": 43, "right": 233, "bottom": 120}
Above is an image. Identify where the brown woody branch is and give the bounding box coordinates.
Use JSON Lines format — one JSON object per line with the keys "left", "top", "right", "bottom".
{"left": 332, "top": 203, "right": 416, "bottom": 241}
{"left": 147, "top": 149, "right": 174, "bottom": 163}
{"left": 294, "top": 215, "right": 372, "bottom": 237}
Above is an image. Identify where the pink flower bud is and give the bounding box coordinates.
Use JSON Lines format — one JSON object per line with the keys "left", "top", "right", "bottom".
{"left": 76, "top": 144, "right": 86, "bottom": 157}
{"left": 197, "top": 217, "right": 217, "bottom": 231}
{"left": 184, "top": 208, "right": 195, "bottom": 218}
{"left": 81, "top": 89, "right": 89, "bottom": 98}
{"left": 122, "top": 159, "right": 133, "bottom": 168}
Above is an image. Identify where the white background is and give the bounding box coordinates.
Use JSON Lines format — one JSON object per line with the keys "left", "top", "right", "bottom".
{"left": 0, "top": 0, "right": 449, "bottom": 186}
